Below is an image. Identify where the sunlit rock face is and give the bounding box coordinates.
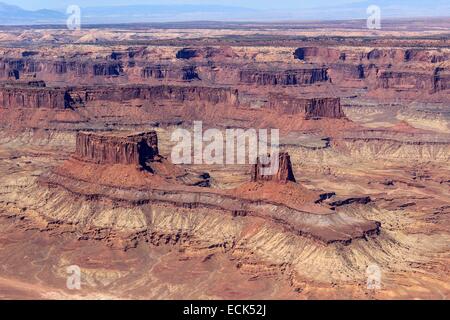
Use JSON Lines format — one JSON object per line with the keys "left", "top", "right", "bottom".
{"left": 251, "top": 152, "right": 296, "bottom": 183}
{"left": 74, "top": 131, "right": 159, "bottom": 167}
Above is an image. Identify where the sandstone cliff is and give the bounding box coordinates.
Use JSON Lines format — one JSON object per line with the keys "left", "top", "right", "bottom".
{"left": 0, "top": 84, "right": 68, "bottom": 109}
{"left": 141, "top": 64, "right": 200, "bottom": 81}
{"left": 74, "top": 131, "right": 159, "bottom": 167}
{"left": 0, "top": 84, "right": 239, "bottom": 109}
{"left": 0, "top": 57, "right": 124, "bottom": 80}
{"left": 239, "top": 67, "right": 329, "bottom": 85}
{"left": 268, "top": 94, "right": 345, "bottom": 119}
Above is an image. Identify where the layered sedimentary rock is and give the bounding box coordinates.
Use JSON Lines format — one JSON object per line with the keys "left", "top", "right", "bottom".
{"left": 141, "top": 64, "right": 200, "bottom": 81}
{"left": 74, "top": 131, "right": 159, "bottom": 168}
{"left": 433, "top": 68, "right": 450, "bottom": 92}
{"left": 251, "top": 152, "right": 296, "bottom": 183}
{"left": 339, "top": 129, "right": 450, "bottom": 162}
{"left": 26, "top": 128, "right": 379, "bottom": 245}
{"left": 0, "top": 83, "right": 239, "bottom": 109}
{"left": 0, "top": 57, "right": 124, "bottom": 80}
{"left": 38, "top": 169, "right": 381, "bottom": 244}
{"left": 239, "top": 67, "right": 329, "bottom": 85}
{"left": 294, "top": 46, "right": 449, "bottom": 64}
{"left": 69, "top": 84, "right": 238, "bottom": 106}
{"left": 0, "top": 83, "right": 68, "bottom": 109}
{"left": 377, "top": 70, "right": 438, "bottom": 91}
{"left": 294, "top": 47, "right": 344, "bottom": 62}
{"left": 293, "top": 46, "right": 450, "bottom": 97}
{"left": 328, "top": 63, "right": 368, "bottom": 80}
{"left": 268, "top": 94, "right": 345, "bottom": 119}
{"left": 176, "top": 46, "right": 237, "bottom": 60}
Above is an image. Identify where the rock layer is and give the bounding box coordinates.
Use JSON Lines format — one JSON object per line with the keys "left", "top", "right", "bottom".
{"left": 0, "top": 84, "right": 68, "bottom": 109}
{"left": 0, "top": 83, "right": 239, "bottom": 109}
{"left": 239, "top": 67, "right": 329, "bottom": 85}
{"left": 268, "top": 94, "right": 345, "bottom": 119}
{"left": 74, "top": 131, "right": 159, "bottom": 167}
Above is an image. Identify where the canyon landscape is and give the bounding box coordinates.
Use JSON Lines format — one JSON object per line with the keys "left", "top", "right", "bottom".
{"left": 0, "top": 17, "right": 449, "bottom": 300}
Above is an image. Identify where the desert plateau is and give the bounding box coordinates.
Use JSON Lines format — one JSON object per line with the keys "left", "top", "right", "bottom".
{"left": 0, "top": 14, "right": 449, "bottom": 301}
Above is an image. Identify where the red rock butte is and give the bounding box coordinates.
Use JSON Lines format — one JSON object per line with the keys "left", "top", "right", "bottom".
{"left": 268, "top": 94, "right": 344, "bottom": 119}
{"left": 251, "top": 152, "right": 296, "bottom": 183}
{"left": 74, "top": 131, "right": 159, "bottom": 168}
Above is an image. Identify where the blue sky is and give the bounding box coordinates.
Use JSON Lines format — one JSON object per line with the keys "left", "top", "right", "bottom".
{"left": 3, "top": 0, "right": 371, "bottom": 10}
{"left": 2, "top": 0, "right": 448, "bottom": 21}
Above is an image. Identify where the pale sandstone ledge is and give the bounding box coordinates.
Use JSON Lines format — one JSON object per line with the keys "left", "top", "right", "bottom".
{"left": 38, "top": 169, "right": 380, "bottom": 245}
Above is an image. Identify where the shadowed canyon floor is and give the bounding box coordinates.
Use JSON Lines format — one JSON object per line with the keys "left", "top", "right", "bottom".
{"left": 0, "top": 20, "right": 449, "bottom": 299}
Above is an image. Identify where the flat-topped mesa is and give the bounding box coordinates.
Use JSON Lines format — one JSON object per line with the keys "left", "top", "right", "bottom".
{"left": 0, "top": 84, "right": 68, "bottom": 109}
{"left": 251, "top": 152, "right": 296, "bottom": 183}
{"left": 64, "top": 84, "right": 239, "bottom": 107}
{"left": 268, "top": 93, "right": 345, "bottom": 119}
{"left": 74, "top": 131, "right": 159, "bottom": 168}
{"left": 0, "top": 84, "right": 238, "bottom": 109}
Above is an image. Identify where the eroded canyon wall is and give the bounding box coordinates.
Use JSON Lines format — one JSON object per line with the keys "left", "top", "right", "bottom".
{"left": 0, "top": 84, "right": 68, "bottom": 109}
{"left": 293, "top": 46, "right": 450, "bottom": 94}
{"left": 239, "top": 67, "right": 329, "bottom": 86}
{"left": 0, "top": 83, "right": 239, "bottom": 109}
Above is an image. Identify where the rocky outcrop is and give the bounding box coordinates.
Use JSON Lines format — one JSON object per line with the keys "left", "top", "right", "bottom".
{"left": 239, "top": 67, "right": 329, "bottom": 85}
{"left": 0, "top": 84, "right": 68, "bottom": 109}
{"left": 377, "top": 70, "right": 435, "bottom": 91}
{"left": 294, "top": 47, "right": 449, "bottom": 64}
{"left": 176, "top": 47, "right": 237, "bottom": 60}
{"left": 402, "top": 49, "right": 447, "bottom": 63}
{"left": 251, "top": 152, "right": 296, "bottom": 183}
{"left": 329, "top": 63, "right": 368, "bottom": 80}
{"left": 0, "top": 84, "right": 239, "bottom": 109}
{"left": 74, "top": 131, "right": 159, "bottom": 167}
{"left": 0, "top": 57, "right": 124, "bottom": 80}
{"left": 268, "top": 94, "right": 345, "bottom": 119}
{"left": 433, "top": 68, "right": 450, "bottom": 92}
{"left": 294, "top": 47, "right": 343, "bottom": 62}
{"left": 176, "top": 48, "right": 200, "bottom": 59}
{"left": 339, "top": 130, "right": 450, "bottom": 161}
{"left": 141, "top": 64, "right": 200, "bottom": 81}
{"left": 27, "top": 80, "right": 47, "bottom": 87}
{"left": 37, "top": 168, "right": 381, "bottom": 245}
{"left": 292, "top": 46, "right": 450, "bottom": 98}
{"left": 92, "top": 62, "right": 123, "bottom": 76}
{"left": 70, "top": 84, "right": 238, "bottom": 106}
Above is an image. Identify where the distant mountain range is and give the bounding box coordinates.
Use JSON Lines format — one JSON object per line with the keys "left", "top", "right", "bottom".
{"left": 0, "top": 1, "right": 449, "bottom": 25}
{"left": 0, "top": 2, "right": 65, "bottom": 24}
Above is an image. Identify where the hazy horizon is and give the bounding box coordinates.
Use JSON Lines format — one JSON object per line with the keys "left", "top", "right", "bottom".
{"left": 0, "top": 1, "right": 385, "bottom": 11}
{"left": 0, "top": 0, "right": 449, "bottom": 24}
